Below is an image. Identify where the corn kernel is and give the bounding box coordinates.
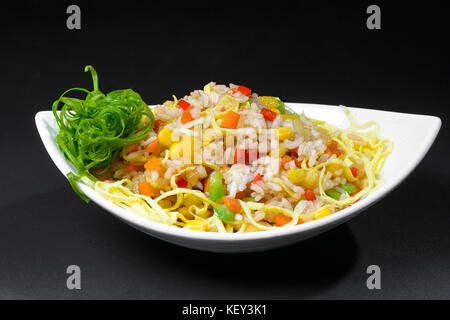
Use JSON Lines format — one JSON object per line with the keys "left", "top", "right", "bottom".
{"left": 169, "top": 142, "right": 183, "bottom": 160}
{"left": 315, "top": 207, "right": 331, "bottom": 219}
{"left": 158, "top": 127, "right": 174, "bottom": 147}
{"left": 276, "top": 127, "right": 293, "bottom": 140}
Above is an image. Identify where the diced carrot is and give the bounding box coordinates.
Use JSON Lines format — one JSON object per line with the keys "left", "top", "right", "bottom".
{"left": 235, "top": 191, "right": 246, "bottom": 199}
{"left": 203, "top": 177, "right": 210, "bottom": 193}
{"left": 281, "top": 155, "right": 292, "bottom": 170}
{"left": 252, "top": 173, "right": 262, "bottom": 184}
{"left": 297, "top": 218, "right": 304, "bottom": 225}
{"left": 145, "top": 139, "right": 158, "bottom": 153}
{"left": 350, "top": 166, "right": 359, "bottom": 178}
{"left": 261, "top": 108, "right": 277, "bottom": 121}
{"left": 124, "top": 164, "right": 139, "bottom": 173}
{"left": 223, "top": 197, "right": 242, "bottom": 213}
{"left": 236, "top": 85, "right": 252, "bottom": 96}
{"left": 138, "top": 182, "right": 154, "bottom": 197}
{"left": 305, "top": 189, "right": 316, "bottom": 201}
{"left": 181, "top": 107, "right": 194, "bottom": 124}
{"left": 274, "top": 213, "right": 292, "bottom": 226}
{"left": 221, "top": 111, "right": 240, "bottom": 129}
{"left": 144, "top": 157, "right": 163, "bottom": 171}
{"left": 127, "top": 144, "right": 139, "bottom": 152}
{"left": 178, "top": 99, "right": 191, "bottom": 111}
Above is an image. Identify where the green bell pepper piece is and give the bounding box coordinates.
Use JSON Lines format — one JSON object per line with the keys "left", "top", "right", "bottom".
{"left": 209, "top": 171, "right": 224, "bottom": 201}
{"left": 213, "top": 205, "right": 235, "bottom": 221}
{"left": 340, "top": 183, "right": 356, "bottom": 194}
{"left": 325, "top": 189, "right": 341, "bottom": 200}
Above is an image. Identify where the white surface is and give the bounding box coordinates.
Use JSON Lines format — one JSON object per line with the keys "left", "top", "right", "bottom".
{"left": 35, "top": 104, "right": 441, "bottom": 253}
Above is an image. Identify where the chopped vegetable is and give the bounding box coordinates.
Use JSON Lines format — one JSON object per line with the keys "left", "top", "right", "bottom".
{"left": 276, "top": 127, "right": 293, "bottom": 140}
{"left": 153, "top": 119, "right": 162, "bottom": 132}
{"left": 236, "top": 85, "right": 251, "bottom": 96}
{"left": 274, "top": 213, "right": 292, "bottom": 226}
{"left": 281, "top": 155, "right": 292, "bottom": 170}
{"left": 124, "top": 164, "right": 139, "bottom": 173}
{"left": 158, "top": 127, "right": 174, "bottom": 147}
{"left": 287, "top": 168, "right": 318, "bottom": 188}
{"left": 51, "top": 65, "right": 154, "bottom": 202}
{"left": 277, "top": 99, "right": 286, "bottom": 114}
{"left": 138, "top": 182, "right": 154, "bottom": 197}
{"left": 325, "top": 189, "right": 341, "bottom": 200}
{"left": 203, "top": 177, "right": 210, "bottom": 193}
{"left": 252, "top": 173, "right": 262, "bottom": 184}
{"left": 315, "top": 207, "right": 331, "bottom": 219}
{"left": 305, "top": 189, "right": 316, "bottom": 201}
{"left": 261, "top": 108, "right": 277, "bottom": 121}
{"left": 213, "top": 205, "right": 235, "bottom": 221}
{"left": 144, "top": 157, "right": 163, "bottom": 171}
{"left": 127, "top": 144, "right": 140, "bottom": 152}
{"left": 145, "top": 140, "right": 158, "bottom": 153}
{"left": 175, "top": 175, "right": 188, "bottom": 188}
{"left": 178, "top": 99, "right": 191, "bottom": 111}
{"left": 350, "top": 166, "right": 359, "bottom": 178}
{"left": 340, "top": 183, "right": 357, "bottom": 194}
{"left": 221, "top": 111, "right": 240, "bottom": 129}
{"left": 260, "top": 96, "right": 280, "bottom": 109}
{"left": 242, "top": 196, "right": 255, "bottom": 202}
{"left": 223, "top": 197, "right": 242, "bottom": 213}
{"left": 181, "top": 108, "right": 194, "bottom": 124}
{"left": 169, "top": 142, "right": 183, "bottom": 160}
{"left": 209, "top": 171, "right": 224, "bottom": 201}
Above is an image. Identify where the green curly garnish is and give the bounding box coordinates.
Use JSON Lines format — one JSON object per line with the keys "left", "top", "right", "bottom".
{"left": 52, "top": 65, "right": 154, "bottom": 202}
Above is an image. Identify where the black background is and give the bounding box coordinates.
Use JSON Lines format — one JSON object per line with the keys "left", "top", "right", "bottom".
{"left": 0, "top": 1, "right": 449, "bottom": 299}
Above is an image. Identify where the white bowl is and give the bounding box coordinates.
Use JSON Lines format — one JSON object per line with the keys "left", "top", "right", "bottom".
{"left": 35, "top": 104, "right": 441, "bottom": 253}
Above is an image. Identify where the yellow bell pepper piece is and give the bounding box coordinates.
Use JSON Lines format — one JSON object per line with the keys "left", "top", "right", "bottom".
{"left": 287, "top": 168, "right": 318, "bottom": 188}
{"left": 217, "top": 95, "right": 239, "bottom": 110}
{"left": 315, "top": 207, "right": 331, "bottom": 219}
{"left": 260, "top": 96, "right": 280, "bottom": 109}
